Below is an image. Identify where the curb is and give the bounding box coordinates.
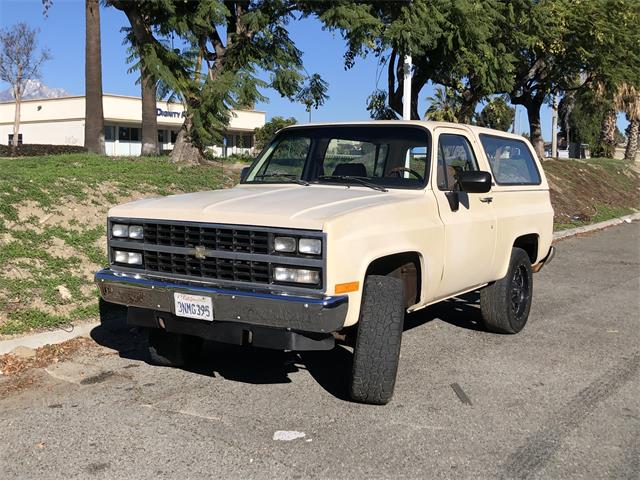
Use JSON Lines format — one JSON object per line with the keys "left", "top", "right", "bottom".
{"left": 0, "top": 321, "right": 99, "bottom": 356}
{"left": 553, "top": 212, "right": 640, "bottom": 241}
{"left": 1, "top": 213, "right": 637, "bottom": 355}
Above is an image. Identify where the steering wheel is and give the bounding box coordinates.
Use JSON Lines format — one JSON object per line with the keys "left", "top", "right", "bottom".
{"left": 388, "top": 167, "right": 424, "bottom": 182}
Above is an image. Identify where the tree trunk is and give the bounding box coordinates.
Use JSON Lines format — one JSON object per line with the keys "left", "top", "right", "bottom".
{"left": 171, "top": 116, "right": 205, "bottom": 164}
{"left": 624, "top": 119, "right": 639, "bottom": 162}
{"left": 526, "top": 104, "right": 544, "bottom": 160}
{"left": 594, "top": 108, "right": 616, "bottom": 158}
{"left": 12, "top": 96, "right": 21, "bottom": 147}
{"left": 84, "top": 0, "right": 105, "bottom": 154}
{"left": 458, "top": 95, "right": 478, "bottom": 124}
{"left": 141, "top": 74, "right": 158, "bottom": 155}
{"left": 116, "top": 5, "right": 158, "bottom": 156}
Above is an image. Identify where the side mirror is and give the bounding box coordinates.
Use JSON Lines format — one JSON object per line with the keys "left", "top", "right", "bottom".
{"left": 458, "top": 170, "right": 492, "bottom": 194}
{"left": 240, "top": 167, "right": 250, "bottom": 182}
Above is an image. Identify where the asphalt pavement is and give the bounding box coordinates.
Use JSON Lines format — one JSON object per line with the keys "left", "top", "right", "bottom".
{"left": 1, "top": 223, "right": 638, "bottom": 479}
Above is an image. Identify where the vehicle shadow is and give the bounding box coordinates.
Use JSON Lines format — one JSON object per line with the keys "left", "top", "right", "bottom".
{"left": 404, "top": 291, "right": 485, "bottom": 333}
{"left": 91, "top": 292, "right": 485, "bottom": 402}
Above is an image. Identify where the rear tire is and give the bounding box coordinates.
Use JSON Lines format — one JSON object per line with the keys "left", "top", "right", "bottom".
{"left": 350, "top": 275, "right": 405, "bottom": 405}
{"left": 480, "top": 247, "right": 533, "bottom": 334}
{"left": 147, "top": 329, "right": 203, "bottom": 367}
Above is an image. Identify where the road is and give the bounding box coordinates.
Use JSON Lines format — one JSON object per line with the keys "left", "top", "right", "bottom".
{"left": 1, "top": 223, "right": 639, "bottom": 479}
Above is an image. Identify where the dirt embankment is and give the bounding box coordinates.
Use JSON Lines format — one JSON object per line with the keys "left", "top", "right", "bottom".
{"left": 543, "top": 158, "right": 640, "bottom": 227}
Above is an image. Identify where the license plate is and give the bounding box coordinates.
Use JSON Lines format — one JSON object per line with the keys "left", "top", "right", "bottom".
{"left": 173, "top": 293, "right": 214, "bottom": 321}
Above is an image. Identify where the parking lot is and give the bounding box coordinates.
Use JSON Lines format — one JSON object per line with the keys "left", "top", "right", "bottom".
{"left": 1, "top": 222, "right": 638, "bottom": 479}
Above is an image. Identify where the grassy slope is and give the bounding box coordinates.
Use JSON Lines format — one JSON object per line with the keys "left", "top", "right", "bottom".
{"left": 0, "top": 154, "right": 235, "bottom": 335}
{"left": 0, "top": 154, "right": 638, "bottom": 336}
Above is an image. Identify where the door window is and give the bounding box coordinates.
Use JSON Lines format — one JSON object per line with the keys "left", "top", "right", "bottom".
{"left": 479, "top": 135, "right": 541, "bottom": 185}
{"left": 437, "top": 134, "right": 478, "bottom": 190}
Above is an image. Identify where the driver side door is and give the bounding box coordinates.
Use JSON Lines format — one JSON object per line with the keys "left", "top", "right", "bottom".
{"left": 432, "top": 129, "right": 497, "bottom": 298}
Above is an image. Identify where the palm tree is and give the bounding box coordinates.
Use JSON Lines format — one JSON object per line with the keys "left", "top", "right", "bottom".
{"left": 424, "top": 87, "right": 461, "bottom": 123}
{"left": 617, "top": 84, "right": 640, "bottom": 161}
{"left": 84, "top": 0, "right": 105, "bottom": 154}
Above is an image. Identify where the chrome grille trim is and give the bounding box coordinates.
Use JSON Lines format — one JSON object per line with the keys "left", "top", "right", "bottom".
{"left": 108, "top": 218, "right": 326, "bottom": 291}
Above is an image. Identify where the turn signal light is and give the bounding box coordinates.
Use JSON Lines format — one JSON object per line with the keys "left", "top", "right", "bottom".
{"left": 335, "top": 281, "right": 359, "bottom": 294}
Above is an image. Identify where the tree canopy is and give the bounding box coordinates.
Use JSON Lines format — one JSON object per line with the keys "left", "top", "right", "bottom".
{"left": 475, "top": 97, "right": 515, "bottom": 132}
{"left": 254, "top": 115, "right": 297, "bottom": 150}
{"left": 113, "top": 0, "right": 328, "bottom": 163}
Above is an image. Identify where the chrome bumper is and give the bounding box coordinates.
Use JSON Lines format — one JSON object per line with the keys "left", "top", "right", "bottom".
{"left": 533, "top": 245, "right": 556, "bottom": 273}
{"left": 94, "top": 268, "right": 348, "bottom": 333}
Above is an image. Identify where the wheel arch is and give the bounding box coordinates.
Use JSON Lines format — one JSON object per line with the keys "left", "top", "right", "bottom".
{"left": 365, "top": 251, "right": 423, "bottom": 308}
{"left": 513, "top": 233, "right": 539, "bottom": 264}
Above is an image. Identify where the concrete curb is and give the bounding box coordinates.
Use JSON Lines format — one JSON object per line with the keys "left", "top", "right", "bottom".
{"left": 1, "top": 213, "right": 637, "bottom": 355}
{"left": 0, "top": 321, "right": 99, "bottom": 356}
{"left": 553, "top": 212, "right": 640, "bottom": 241}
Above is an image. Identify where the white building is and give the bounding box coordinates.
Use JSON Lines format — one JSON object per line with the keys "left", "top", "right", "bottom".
{"left": 0, "top": 93, "right": 265, "bottom": 156}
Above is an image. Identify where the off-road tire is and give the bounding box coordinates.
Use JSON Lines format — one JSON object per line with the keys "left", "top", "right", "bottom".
{"left": 350, "top": 275, "right": 405, "bottom": 405}
{"left": 147, "top": 328, "right": 202, "bottom": 367}
{"left": 480, "top": 247, "right": 533, "bottom": 334}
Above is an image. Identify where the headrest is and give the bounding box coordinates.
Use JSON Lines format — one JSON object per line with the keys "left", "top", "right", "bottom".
{"left": 332, "top": 163, "right": 367, "bottom": 177}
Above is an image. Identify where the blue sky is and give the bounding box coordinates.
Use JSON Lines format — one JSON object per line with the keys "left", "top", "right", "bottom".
{"left": 0, "top": 0, "right": 628, "bottom": 141}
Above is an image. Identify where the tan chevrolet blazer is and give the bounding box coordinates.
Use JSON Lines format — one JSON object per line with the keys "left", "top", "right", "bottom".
{"left": 96, "top": 121, "right": 555, "bottom": 404}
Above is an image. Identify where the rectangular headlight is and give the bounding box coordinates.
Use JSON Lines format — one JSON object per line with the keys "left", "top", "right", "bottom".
{"left": 298, "top": 238, "right": 321, "bottom": 255}
{"left": 128, "top": 225, "right": 144, "bottom": 239}
{"left": 114, "top": 250, "right": 143, "bottom": 265}
{"left": 273, "top": 266, "right": 320, "bottom": 285}
{"left": 112, "top": 224, "right": 129, "bottom": 237}
{"left": 274, "top": 236, "right": 296, "bottom": 253}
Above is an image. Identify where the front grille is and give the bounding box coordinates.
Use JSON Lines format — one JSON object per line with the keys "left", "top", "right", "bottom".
{"left": 145, "top": 251, "right": 270, "bottom": 284}
{"left": 109, "top": 219, "right": 324, "bottom": 290}
{"left": 142, "top": 223, "right": 269, "bottom": 254}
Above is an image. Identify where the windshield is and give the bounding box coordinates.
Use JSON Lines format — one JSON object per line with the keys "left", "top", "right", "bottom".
{"left": 243, "top": 125, "right": 431, "bottom": 190}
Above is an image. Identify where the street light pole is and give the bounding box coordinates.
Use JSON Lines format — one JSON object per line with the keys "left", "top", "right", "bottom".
{"left": 402, "top": 54, "right": 412, "bottom": 121}
{"left": 551, "top": 94, "right": 558, "bottom": 158}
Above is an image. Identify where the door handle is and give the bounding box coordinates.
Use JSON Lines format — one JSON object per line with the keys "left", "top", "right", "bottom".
{"left": 480, "top": 197, "right": 493, "bottom": 203}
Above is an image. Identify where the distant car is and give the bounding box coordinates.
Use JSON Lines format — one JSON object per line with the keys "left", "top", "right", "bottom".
{"left": 95, "top": 121, "right": 555, "bottom": 405}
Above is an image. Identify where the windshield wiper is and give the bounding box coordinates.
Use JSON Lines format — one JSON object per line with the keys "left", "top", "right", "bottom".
{"left": 256, "top": 173, "right": 309, "bottom": 186}
{"left": 317, "top": 175, "right": 388, "bottom": 192}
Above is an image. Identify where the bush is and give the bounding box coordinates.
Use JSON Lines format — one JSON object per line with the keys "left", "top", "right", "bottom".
{"left": 224, "top": 153, "right": 254, "bottom": 163}
{"left": 0, "top": 144, "right": 88, "bottom": 157}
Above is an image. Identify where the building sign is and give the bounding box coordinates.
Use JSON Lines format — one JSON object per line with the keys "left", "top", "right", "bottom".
{"left": 156, "top": 108, "right": 186, "bottom": 118}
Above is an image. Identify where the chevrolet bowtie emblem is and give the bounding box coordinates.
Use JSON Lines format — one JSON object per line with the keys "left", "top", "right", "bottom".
{"left": 194, "top": 246, "right": 207, "bottom": 259}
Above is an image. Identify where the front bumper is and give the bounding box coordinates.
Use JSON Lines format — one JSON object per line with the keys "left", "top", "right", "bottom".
{"left": 94, "top": 268, "right": 348, "bottom": 334}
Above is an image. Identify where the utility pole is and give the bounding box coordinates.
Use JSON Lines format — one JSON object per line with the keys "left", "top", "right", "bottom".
{"left": 551, "top": 94, "right": 558, "bottom": 158}
{"left": 403, "top": 54, "right": 412, "bottom": 176}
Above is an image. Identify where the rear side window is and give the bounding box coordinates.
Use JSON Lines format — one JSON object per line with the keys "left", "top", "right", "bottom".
{"left": 479, "top": 135, "right": 541, "bottom": 185}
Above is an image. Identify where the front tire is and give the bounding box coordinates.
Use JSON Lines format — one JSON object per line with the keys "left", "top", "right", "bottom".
{"left": 350, "top": 275, "right": 405, "bottom": 405}
{"left": 147, "top": 329, "right": 203, "bottom": 367}
{"left": 480, "top": 247, "right": 533, "bottom": 334}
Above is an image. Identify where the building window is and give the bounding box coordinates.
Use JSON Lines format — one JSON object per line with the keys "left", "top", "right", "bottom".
{"left": 8, "top": 133, "right": 23, "bottom": 145}
{"left": 170, "top": 130, "right": 178, "bottom": 144}
{"left": 104, "top": 126, "right": 115, "bottom": 141}
{"left": 158, "top": 130, "right": 168, "bottom": 143}
{"left": 118, "top": 127, "right": 141, "bottom": 142}
{"left": 242, "top": 134, "right": 253, "bottom": 148}
{"left": 130, "top": 128, "right": 140, "bottom": 142}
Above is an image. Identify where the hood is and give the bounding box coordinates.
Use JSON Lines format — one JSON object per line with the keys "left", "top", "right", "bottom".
{"left": 108, "top": 184, "right": 418, "bottom": 230}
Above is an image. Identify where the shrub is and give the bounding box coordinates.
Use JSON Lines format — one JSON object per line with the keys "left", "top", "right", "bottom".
{"left": 0, "top": 144, "right": 86, "bottom": 157}
{"left": 224, "top": 153, "right": 254, "bottom": 163}
{"left": 0, "top": 144, "right": 88, "bottom": 157}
